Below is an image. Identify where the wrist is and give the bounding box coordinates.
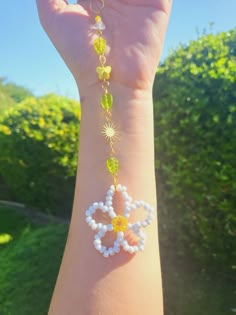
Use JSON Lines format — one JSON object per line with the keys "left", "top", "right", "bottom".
{"left": 78, "top": 81, "right": 153, "bottom": 118}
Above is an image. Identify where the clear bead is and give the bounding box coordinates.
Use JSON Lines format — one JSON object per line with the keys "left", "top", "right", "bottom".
{"left": 91, "top": 21, "right": 106, "bottom": 31}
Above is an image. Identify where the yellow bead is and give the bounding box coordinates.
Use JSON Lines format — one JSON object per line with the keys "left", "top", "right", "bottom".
{"left": 95, "top": 15, "right": 101, "bottom": 23}
{"left": 112, "top": 215, "right": 128, "bottom": 232}
{"left": 93, "top": 37, "right": 106, "bottom": 55}
{"left": 96, "top": 66, "right": 111, "bottom": 80}
{"left": 106, "top": 157, "right": 119, "bottom": 175}
{"left": 101, "top": 92, "right": 113, "bottom": 110}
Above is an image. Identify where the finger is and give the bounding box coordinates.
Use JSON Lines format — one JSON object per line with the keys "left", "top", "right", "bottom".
{"left": 36, "top": 0, "right": 68, "bottom": 28}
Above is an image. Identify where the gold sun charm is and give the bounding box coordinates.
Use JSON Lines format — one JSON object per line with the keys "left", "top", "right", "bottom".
{"left": 102, "top": 122, "right": 119, "bottom": 142}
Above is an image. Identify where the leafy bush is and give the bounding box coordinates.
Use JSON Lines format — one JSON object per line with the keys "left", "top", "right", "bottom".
{"left": 0, "top": 82, "right": 16, "bottom": 114}
{"left": 0, "top": 78, "right": 33, "bottom": 113}
{"left": 0, "top": 78, "right": 33, "bottom": 103}
{"left": 153, "top": 29, "right": 236, "bottom": 272}
{"left": 0, "top": 94, "right": 80, "bottom": 215}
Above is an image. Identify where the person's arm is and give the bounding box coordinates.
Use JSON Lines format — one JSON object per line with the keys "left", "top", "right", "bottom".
{"left": 36, "top": 1, "right": 172, "bottom": 314}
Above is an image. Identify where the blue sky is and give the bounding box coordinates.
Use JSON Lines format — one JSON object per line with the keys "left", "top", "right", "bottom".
{"left": 0, "top": 0, "right": 235, "bottom": 100}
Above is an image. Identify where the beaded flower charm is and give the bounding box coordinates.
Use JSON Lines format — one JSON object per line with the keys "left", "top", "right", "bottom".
{"left": 86, "top": 0, "right": 154, "bottom": 257}
{"left": 86, "top": 184, "right": 154, "bottom": 257}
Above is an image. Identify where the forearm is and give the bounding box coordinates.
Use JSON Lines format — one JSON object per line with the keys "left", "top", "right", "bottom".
{"left": 49, "top": 84, "right": 163, "bottom": 315}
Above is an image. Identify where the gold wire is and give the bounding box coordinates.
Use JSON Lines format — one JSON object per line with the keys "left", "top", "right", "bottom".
{"left": 97, "top": 30, "right": 103, "bottom": 37}
{"left": 99, "top": 54, "right": 107, "bottom": 66}
{"left": 101, "top": 81, "right": 109, "bottom": 92}
{"left": 109, "top": 143, "right": 115, "bottom": 155}
{"left": 113, "top": 174, "right": 118, "bottom": 189}
{"left": 105, "top": 110, "right": 112, "bottom": 120}
{"left": 90, "top": 0, "right": 105, "bottom": 15}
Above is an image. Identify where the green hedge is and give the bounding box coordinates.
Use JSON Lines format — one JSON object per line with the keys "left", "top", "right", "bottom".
{"left": 0, "top": 94, "right": 80, "bottom": 215}
{"left": 153, "top": 29, "right": 236, "bottom": 272}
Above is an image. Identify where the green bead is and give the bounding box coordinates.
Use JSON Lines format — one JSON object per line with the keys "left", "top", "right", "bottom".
{"left": 106, "top": 157, "right": 119, "bottom": 175}
{"left": 93, "top": 37, "right": 106, "bottom": 55}
{"left": 101, "top": 93, "right": 113, "bottom": 110}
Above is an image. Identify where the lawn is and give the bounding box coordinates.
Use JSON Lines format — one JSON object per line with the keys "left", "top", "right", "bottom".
{"left": 0, "top": 206, "right": 235, "bottom": 315}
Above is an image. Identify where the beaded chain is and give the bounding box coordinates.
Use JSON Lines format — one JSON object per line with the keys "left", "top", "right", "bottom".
{"left": 85, "top": 0, "right": 154, "bottom": 258}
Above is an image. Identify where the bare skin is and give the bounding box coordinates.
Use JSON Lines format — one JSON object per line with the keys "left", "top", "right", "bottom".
{"left": 36, "top": 0, "right": 172, "bottom": 314}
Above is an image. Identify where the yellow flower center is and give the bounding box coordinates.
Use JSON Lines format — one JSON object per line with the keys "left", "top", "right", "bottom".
{"left": 112, "top": 215, "right": 128, "bottom": 232}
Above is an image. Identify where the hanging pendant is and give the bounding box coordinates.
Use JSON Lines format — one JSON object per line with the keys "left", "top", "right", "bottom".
{"left": 85, "top": 184, "right": 154, "bottom": 257}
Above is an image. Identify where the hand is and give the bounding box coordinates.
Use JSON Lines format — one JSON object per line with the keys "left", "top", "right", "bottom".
{"left": 36, "top": 0, "right": 172, "bottom": 93}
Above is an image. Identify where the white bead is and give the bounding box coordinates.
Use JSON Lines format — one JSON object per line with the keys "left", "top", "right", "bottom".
{"left": 107, "top": 190, "right": 114, "bottom": 196}
{"left": 98, "top": 201, "right": 103, "bottom": 208}
{"left": 103, "top": 250, "right": 109, "bottom": 258}
{"left": 116, "top": 184, "right": 122, "bottom": 191}
{"left": 114, "top": 245, "right": 120, "bottom": 253}
{"left": 136, "top": 201, "right": 141, "bottom": 207}
{"left": 93, "top": 202, "right": 99, "bottom": 208}
{"left": 146, "top": 219, "right": 152, "bottom": 225}
{"left": 102, "top": 205, "right": 108, "bottom": 213}
{"left": 131, "top": 226, "right": 138, "bottom": 233}
{"left": 123, "top": 244, "right": 130, "bottom": 251}
{"left": 141, "top": 221, "right": 148, "bottom": 227}
{"left": 122, "top": 185, "right": 127, "bottom": 191}
{"left": 125, "top": 197, "right": 132, "bottom": 204}
{"left": 124, "top": 201, "right": 130, "bottom": 208}
{"left": 86, "top": 216, "right": 92, "bottom": 223}
{"left": 133, "top": 246, "right": 138, "bottom": 252}
{"left": 95, "top": 234, "right": 101, "bottom": 240}
{"left": 114, "top": 240, "right": 120, "bottom": 247}
{"left": 122, "top": 239, "right": 128, "bottom": 246}
{"left": 98, "top": 230, "right": 105, "bottom": 237}
{"left": 95, "top": 244, "right": 102, "bottom": 251}
{"left": 117, "top": 231, "right": 124, "bottom": 239}
{"left": 108, "top": 248, "right": 114, "bottom": 255}
{"left": 109, "top": 210, "right": 116, "bottom": 218}
{"left": 89, "top": 219, "right": 95, "bottom": 226}
{"left": 106, "top": 196, "right": 113, "bottom": 201}
{"left": 91, "top": 223, "right": 97, "bottom": 230}
{"left": 97, "top": 223, "right": 103, "bottom": 229}
{"left": 139, "top": 200, "right": 146, "bottom": 208}
{"left": 94, "top": 239, "right": 101, "bottom": 246}
{"left": 128, "top": 247, "right": 135, "bottom": 254}
{"left": 107, "top": 224, "right": 113, "bottom": 231}
{"left": 139, "top": 231, "right": 146, "bottom": 239}
{"left": 106, "top": 201, "right": 112, "bottom": 207}
{"left": 139, "top": 239, "right": 145, "bottom": 245}
{"left": 101, "top": 225, "right": 107, "bottom": 233}
{"left": 124, "top": 212, "right": 130, "bottom": 218}
{"left": 138, "top": 245, "right": 145, "bottom": 251}
{"left": 110, "top": 185, "right": 115, "bottom": 191}
{"left": 100, "top": 246, "right": 106, "bottom": 253}
{"left": 122, "top": 192, "right": 129, "bottom": 199}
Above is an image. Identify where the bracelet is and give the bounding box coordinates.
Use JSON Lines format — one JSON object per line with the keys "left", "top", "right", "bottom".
{"left": 85, "top": 0, "right": 154, "bottom": 258}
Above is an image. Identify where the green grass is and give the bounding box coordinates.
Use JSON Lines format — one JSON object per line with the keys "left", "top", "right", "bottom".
{"left": 0, "top": 206, "right": 235, "bottom": 315}
{"left": 0, "top": 206, "right": 67, "bottom": 315}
